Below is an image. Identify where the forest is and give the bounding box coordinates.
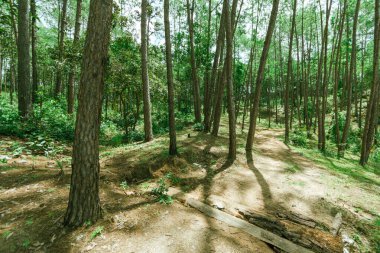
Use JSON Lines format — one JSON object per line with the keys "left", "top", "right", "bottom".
{"left": 0, "top": 0, "right": 379, "bottom": 252}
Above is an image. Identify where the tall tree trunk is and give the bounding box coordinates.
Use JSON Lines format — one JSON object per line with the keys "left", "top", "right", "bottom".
{"left": 203, "top": 0, "right": 212, "bottom": 130}
{"left": 31, "top": 0, "right": 38, "bottom": 103}
{"left": 8, "top": 0, "right": 18, "bottom": 43}
{"left": 205, "top": 8, "right": 226, "bottom": 131}
{"left": 285, "top": 0, "right": 297, "bottom": 144}
{"left": 333, "top": 0, "right": 347, "bottom": 152}
{"left": 224, "top": 0, "right": 236, "bottom": 161}
{"left": 164, "top": 0, "right": 177, "bottom": 156}
{"left": 210, "top": 0, "right": 238, "bottom": 136}
{"left": 17, "top": 0, "right": 32, "bottom": 119}
{"left": 246, "top": 0, "right": 280, "bottom": 151}
{"left": 320, "top": 0, "right": 333, "bottom": 152}
{"left": 0, "top": 54, "right": 2, "bottom": 95}
{"left": 64, "top": 0, "right": 112, "bottom": 227}
{"left": 55, "top": 0, "right": 68, "bottom": 97}
{"left": 67, "top": 0, "right": 83, "bottom": 114}
{"left": 186, "top": 0, "right": 202, "bottom": 123}
{"left": 339, "top": 0, "right": 361, "bottom": 156}
{"left": 360, "top": 0, "right": 380, "bottom": 165}
{"left": 141, "top": 0, "right": 153, "bottom": 141}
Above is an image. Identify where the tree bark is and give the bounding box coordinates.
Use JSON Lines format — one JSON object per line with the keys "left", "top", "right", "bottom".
{"left": 186, "top": 0, "right": 202, "bottom": 123}
{"left": 141, "top": 0, "right": 153, "bottom": 141}
{"left": 203, "top": 0, "right": 212, "bottom": 130}
{"left": 339, "top": 0, "right": 361, "bottom": 156}
{"left": 285, "top": 0, "right": 297, "bottom": 144}
{"left": 246, "top": 0, "right": 280, "bottom": 151}
{"left": 64, "top": 0, "right": 113, "bottom": 227}
{"left": 164, "top": 0, "right": 177, "bottom": 156}
{"left": 360, "top": 0, "right": 380, "bottom": 165}
{"left": 224, "top": 0, "right": 236, "bottom": 161}
{"left": 67, "top": 0, "right": 83, "bottom": 114}
{"left": 333, "top": 0, "right": 347, "bottom": 151}
{"left": 205, "top": 7, "right": 226, "bottom": 132}
{"left": 31, "top": 0, "right": 38, "bottom": 103}
{"left": 17, "top": 0, "right": 32, "bottom": 119}
{"left": 55, "top": 0, "right": 68, "bottom": 97}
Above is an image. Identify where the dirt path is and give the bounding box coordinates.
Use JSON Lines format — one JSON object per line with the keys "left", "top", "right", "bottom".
{"left": 186, "top": 127, "right": 379, "bottom": 225}
{"left": 1, "top": 127, "right": 379, "bottom": 252}
{"left": 0, "top": 135, "right": 274, "bottom": 253}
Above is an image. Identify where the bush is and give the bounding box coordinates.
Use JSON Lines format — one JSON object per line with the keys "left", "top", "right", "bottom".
{"left": 371, "top": 147, "right": 380, "bottom": 163}
{"left": 0, "top": 99, "right": 21, "bottom": 136}
{"left": 0, "top": 97, "right": 75, "bottom": 141}
{"left": 290, "top": 129, "right": 308, "bottom": 147}
{"left": 192, "top": 122, "right": 204, "bottom": 131}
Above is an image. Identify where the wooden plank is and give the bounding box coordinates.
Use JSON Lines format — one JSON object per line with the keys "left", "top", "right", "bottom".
{"left": 185, "top": 197, "right": 314, "bottom": 253}
{"left": 331, "top": 212, "right": 342, "bottom": 236}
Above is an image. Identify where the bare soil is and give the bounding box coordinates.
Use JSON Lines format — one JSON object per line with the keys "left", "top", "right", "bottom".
{"left": 0, "top": 125, "right": 379, "bottom": 252}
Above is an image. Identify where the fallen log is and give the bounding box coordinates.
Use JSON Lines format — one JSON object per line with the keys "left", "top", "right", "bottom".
{"left": 238, "top": 209, "right": 342, "bottom": 253}
{"left": 169, "top": 188, "right": 343, "bottom": 253}
{"left": 185, "top": 197, "right": 314, "bottom": 253}
{"left": 331, "top": 212, "right": 342, "bottom": 236}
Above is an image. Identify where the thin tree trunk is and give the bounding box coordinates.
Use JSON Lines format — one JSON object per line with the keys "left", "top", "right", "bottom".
{"left": 164, "top": 0, "right": 177, "bottom": 156}
{"left": 333, "top": 0, "right": 347, "bottom": 152}
{"left": 285, "top": 0, "right": 297, "bottom": 144}
{"left": 360, "top": 0, "right": 380, "bottom": 165}
{"left": 246, "top": 0, "right": 280, "bottom": 151}
{"left": 67, "top": 0, "right": 83, "bottom": 114}
{"left": 141, "top": 0, "right": 153, "bottom": 141}
{"left": 224, "top": 0, "right": 236, "bottom": 161}
{"left": 203, "top": 0, "right": 212, "bottom": 129}
{"left": 205, "top": 6, "right": 226, "bottom": 131}
{"left": 339, "top": 0, "right": 361, "bottom": 156}
{"left": 55, "top": 0, "right": 68, "bottom": 97}
{"left": 31, "top": 0, "right": 38, "bottom": 103}
{"left": 186, "top": 0, "right": 202, "bottom": 123}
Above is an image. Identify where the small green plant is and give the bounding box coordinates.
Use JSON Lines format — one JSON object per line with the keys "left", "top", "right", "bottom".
{"left": 25, "top": 217, "right": 33, "bottom": 225}
{"left": 0, "top": 158, "right": 7, "bottom": 163}
{"left": 165, "top": 172, "right": 182, "bottom": 185}
{"left": 151, "top": 178, "right": 173, "bottom": 204}
{"left": 22, "top": 239, "right": 30, "bottom": 248}
{"left": 193, "top": 123, "right": 204, "bottom": 131}
{"left": 139, "top": 182, "right": 150, "bottom": 190}
{"left": 84, "top": 220, "right": 92, "bottom": 227}
{"left": 90, "top": 226, "right": 104, "bottom": 240}
{"left": 285, "top": 164, "right": 301, "bottom": 173}
{"left": 56, "top": 159, "right": 64, "bottom": 178}
{"left": 2, "top": 230, "right": 12, "bottom": 239}
{"left": 120, "top": 180, "right": 129, "bottom": 190}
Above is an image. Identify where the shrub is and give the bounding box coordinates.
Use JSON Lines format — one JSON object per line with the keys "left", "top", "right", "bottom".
{"left": 193, "top": 122, "right": 204, "bottom": 131}
{"left": 290, "top": 129, "right": 308, "bottom": 147}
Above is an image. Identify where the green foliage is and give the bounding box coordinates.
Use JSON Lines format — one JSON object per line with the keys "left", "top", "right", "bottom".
{"left": 0, "top": 97, "right": 75, "bottom": 141}
{"left": 84, "top": 220, "right": 92, "bottom": 227}
{"left": 90, "top": 226, "right": 104, "bottom": 240}
{"left": 151, "top": 177, "right": 173, "bottom": 205}
{"left": 328, "top": 112, "right": 346, "bottom": 143}
{"left": 165, "top": 172, "right": 182, "bottom": 185}
{"left": 370, "top": 147, "right": 380, "bottom": 164}
{"left": 2, "top": 230, "right": 12, "bottom": 239}
{"left": 120, "top": 180, "right": 129, "bottom": 190}
{"left": 21, "top": 239, "right": 30, "bottom": 249}
{"left": 290, "top": 129, "right": 308, "bottom": 147}
{"left": 192, "top": 123, "right": 204, "bottom": 132}
{"left": 25, "top": 217, "right": 33, "bottom": 225}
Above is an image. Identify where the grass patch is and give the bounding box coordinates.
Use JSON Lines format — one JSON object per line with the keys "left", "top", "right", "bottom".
{"left": 290, "top": 145, "right": 380, "bottom": 187}
{"left": 285, "top": 164, "right": 302, "bottom": 173}
{"left": 0, "top": 166, "right": 18, "bottom": 171}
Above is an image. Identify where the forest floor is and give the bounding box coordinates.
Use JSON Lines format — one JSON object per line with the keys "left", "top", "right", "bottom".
{"left": 0, "top": 121, "right": 379, "bottom": 253}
